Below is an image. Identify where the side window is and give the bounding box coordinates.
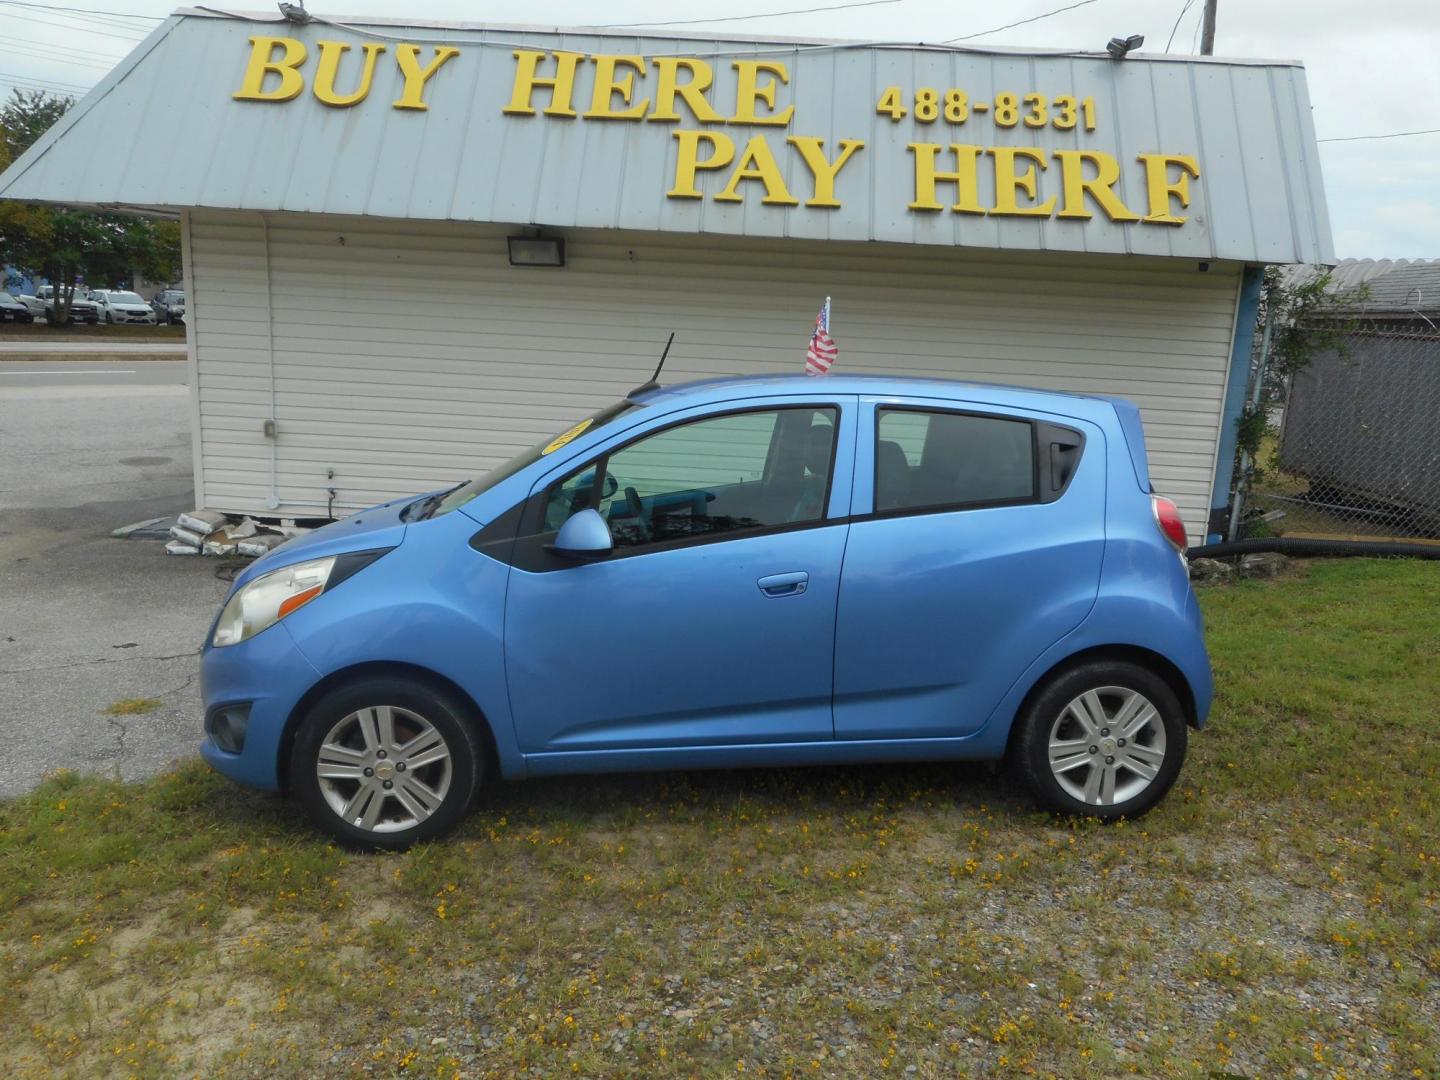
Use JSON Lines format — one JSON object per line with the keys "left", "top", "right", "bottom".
{"left": 875, "top": 408, "right": 1035, "bottom": 513}
{"left": 542, "top": 407, "right": 838, "bottom": 551}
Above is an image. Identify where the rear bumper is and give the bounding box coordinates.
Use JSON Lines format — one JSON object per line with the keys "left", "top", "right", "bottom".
{"left": 1183, "top": 588, "right": 1214, "bottom": 728}
{"left": 199, "top": 623, "right": 321, "bottom": 791}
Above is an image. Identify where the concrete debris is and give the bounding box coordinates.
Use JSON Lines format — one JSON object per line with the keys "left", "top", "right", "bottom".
{"left": 1238, "top": 552, "right": 1288, "bottom": 579}
{"left": 163, "top": 508, "right": 303, "bottom": 560}
{"left": 1188, "top": 557, "right": 1234, "bottom": 583}
{"left": 169, "top": 524, "right": 206, "bottom": 546}
{"left": 178, "top": 509, "right": 229, "bottom": 534}
{"left": 111, "top": 516, "right": 171, "bottom": 539}
{"left": 237, "top": 533, "right": 287, "bottom": 557}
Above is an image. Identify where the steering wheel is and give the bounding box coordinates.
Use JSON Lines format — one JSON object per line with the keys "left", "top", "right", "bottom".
{"left": 624, "top": 486, "right": 651, "bottom": 541}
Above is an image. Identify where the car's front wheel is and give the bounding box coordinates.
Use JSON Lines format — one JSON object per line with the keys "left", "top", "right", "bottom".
{"left": 1009, "top": 660, "right": 1187, "bottom": 820}
{"left": 290, "top": 677, "right": 485, "bottom": 849}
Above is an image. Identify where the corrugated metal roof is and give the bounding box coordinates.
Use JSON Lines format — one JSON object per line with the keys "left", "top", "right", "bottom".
{"left": 0, "top": 9, "right": 1334, "bottom": 264}
{"left": 1283, "top": 258, "right": 1440, "bottom": 315}
{"left": 1332, "top": 259, "right": 1440, "bottom": 314}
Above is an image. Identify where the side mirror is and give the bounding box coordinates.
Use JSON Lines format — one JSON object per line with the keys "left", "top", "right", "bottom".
{"left": 549, "top": 508, "right": 613, "bottom": 560}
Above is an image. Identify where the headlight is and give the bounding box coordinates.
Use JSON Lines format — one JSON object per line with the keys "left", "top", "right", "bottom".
{"left": 212, "top": 556, "right": 336, "bottom": 647}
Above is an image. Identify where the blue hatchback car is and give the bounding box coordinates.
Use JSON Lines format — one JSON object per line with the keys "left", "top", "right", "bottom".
{"left": 201, "top": 374, "right": 1211, "bottom": 848}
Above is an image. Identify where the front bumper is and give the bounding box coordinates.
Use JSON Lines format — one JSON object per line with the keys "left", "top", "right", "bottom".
{"left": 199, "top": 622, "right": 322, "bottom": 791}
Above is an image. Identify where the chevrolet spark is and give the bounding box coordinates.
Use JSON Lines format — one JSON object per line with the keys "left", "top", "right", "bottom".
{"left": 201, "top": 375, "right": 1211, "bottom": 849}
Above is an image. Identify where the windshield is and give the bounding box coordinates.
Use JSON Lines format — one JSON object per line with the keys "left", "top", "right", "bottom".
{"left": 419, "top": 400, "right": 640, "bottom": 520}
{"left": 112, "top": 292, "right": 144, "bottom": 304}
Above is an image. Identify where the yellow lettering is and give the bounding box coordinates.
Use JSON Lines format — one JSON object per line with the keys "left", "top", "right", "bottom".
{"left": 232, "top": 36, "right": 307, "bottom": 102}
{"left": 730, "top": 59, "right": 794, "bottom": 126}
{"left": 649, "top": 57, "right": 724, "bottom": 123}
{"left": 502, "top": 49, "right": 583, "bottom": 118}
{"left": 989, "top": 147, "right": 1055, "bottom": 217}
{"left": 668, "top": 130, "right": 735, "bottom": 198}
{"left": 392, "top": 44, "right": 460, "bottom": 110}
{"left": 312, "top": 40, "right": 385, "bottom": 108}
{"left": 907, "top": 143, "right": 984, "bottom": 213}
{"left": 1054, "top": 150, "right": 1140, "bottom": 222}
{"left": 584, "top": 55, "right": 649, "bottom": 120}
{"left": 1138, "top": 153, "right": 1201, "bottom": 225}
{"left": 715, "top": 135, "right": 799, "bottom": 204}
{"left": 786, "top": 136, "right": 863, "bottom": 208}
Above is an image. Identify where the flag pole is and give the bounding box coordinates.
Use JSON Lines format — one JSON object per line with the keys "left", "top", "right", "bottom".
{"left": 824, "top": 295, "right": 832, "bottom": 334}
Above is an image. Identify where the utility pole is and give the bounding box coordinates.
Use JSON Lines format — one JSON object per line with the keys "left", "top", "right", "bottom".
{"left": 1200, "top": 0, "right": 1217, "bottom": 55}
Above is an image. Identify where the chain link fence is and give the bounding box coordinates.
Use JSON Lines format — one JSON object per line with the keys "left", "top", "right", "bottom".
{"left": 1240, "top": 319, "right": 1440, "bottom": 543}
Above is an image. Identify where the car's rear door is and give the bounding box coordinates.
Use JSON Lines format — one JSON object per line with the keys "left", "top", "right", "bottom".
{"left": 832, "top": 395, "right": 1105, "bottom": 740}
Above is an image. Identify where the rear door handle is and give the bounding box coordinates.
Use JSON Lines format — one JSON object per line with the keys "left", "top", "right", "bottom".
{"left": 758, "top": 571, "right": 808, "bottom": 597}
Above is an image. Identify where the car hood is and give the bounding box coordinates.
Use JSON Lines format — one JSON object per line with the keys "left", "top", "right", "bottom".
{"left": 230, "top": 496, "right": 413, "bottom": 591}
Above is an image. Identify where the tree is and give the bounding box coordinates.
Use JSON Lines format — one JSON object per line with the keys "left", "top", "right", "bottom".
{"left": 1, "top": 89, "right": 71, "bottom": 163}
{"left": 0, "top": 89, "right": 182, "bottom": 325}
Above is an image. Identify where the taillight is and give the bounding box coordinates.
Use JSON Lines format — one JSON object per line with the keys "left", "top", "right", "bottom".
{"left": 1151, "top": 494, "right": 1189, "bottom": 552}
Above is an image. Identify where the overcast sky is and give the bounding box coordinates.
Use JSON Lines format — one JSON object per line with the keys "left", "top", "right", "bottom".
{"left": 4, "top": 0, "right": 1436, "bottom": 261}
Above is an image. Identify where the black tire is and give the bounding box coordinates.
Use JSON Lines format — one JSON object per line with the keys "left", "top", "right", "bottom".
{"left": 1009, "top": 659, "right": 1188, "bottom": 820}
{"left": 290, "top": 677, "right": 485, "bottom": 850}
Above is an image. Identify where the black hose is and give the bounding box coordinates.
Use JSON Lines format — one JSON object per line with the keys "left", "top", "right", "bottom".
{"left": 1187, "top": 537, "right": 1440, "bottom": 560}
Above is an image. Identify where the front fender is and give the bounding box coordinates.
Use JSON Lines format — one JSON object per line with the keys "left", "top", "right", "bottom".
{"left": 278, "top": 512, "right": 525, "bottom": 780}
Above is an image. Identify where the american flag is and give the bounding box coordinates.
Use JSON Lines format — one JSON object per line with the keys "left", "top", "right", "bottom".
{"left": 804, "top": 297, "right": 837, "bottom": 376}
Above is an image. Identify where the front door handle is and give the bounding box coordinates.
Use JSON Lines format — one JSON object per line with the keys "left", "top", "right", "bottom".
{"left": 758, "top": 571, "right": 808, "bottom": 597}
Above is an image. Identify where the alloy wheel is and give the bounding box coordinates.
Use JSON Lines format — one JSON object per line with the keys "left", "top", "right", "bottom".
{"left": 1046, "top": 686, "right": 1167, "bottom": 807}
{"left": 315, "top": 705, "right": 453, "bottom": 833}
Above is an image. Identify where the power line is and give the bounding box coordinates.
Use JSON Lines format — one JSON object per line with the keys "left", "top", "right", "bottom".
{"left": 0, "top": 0, "right": 160, "bottom": 20}
{"left": 1164, "top": 0, "right": 1197, "bottom": 52}
{"left": 0, "top": 44, "right": 118, "bottom": 70}
{"left": 0, "top": 66, "right": 90, "bottom": 89}
{"left": 943, "top": 0, "right": 1101, "bottom": 43}
{"left": 2, "top": 8, "right": 150, "bottom": 39}
{"left": 0, "top": 34, "right": 129, "bottom": 63}
{"left": 1318, "top": 127, "right": 1440, "bottom": 144}
{"left": 0, "top": 71, "right": 90, "bottom": 94}
{"left": 597, "top": 0, "right": 902, "bottom": 29}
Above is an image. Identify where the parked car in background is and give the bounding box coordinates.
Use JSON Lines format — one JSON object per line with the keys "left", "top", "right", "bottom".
{"left": 31, "top": 285, "right": 100, "bottom": 324}
{"left": 0, "top": 292, "right": 35, "bottom": 322}
{"left": 90, "top": 289, "right": 159, "bottom": 325}
{"left": 151, "top": 288, "right": 186, "bottom": 324}
{"left": 200, "top": 374, "right": 1211, "bottom": 849}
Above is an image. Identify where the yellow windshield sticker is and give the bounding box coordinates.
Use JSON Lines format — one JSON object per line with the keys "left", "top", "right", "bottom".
{"left": 542, "top": 417, "right": 594, "bottom": 455}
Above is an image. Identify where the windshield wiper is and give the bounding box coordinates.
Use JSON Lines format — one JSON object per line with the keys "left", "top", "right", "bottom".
{"left": 403, "top": 484, "right": 464, "bottom": 522}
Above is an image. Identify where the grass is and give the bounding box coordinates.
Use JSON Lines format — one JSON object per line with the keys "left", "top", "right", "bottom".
{"left": 0, "top": 322, "right": 186, "bottom": 342}
{"left": 2, "top": 559, "right": 1438, "bottom": 1079}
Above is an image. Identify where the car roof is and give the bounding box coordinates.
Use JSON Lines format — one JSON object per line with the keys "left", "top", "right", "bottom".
{"left": 633, "top": 373, "right": 1129, "bottom": 418}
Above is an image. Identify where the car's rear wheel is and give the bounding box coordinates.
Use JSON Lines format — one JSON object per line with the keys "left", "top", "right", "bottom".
{"left": 1009, "top": 660, "right": 1187, "bottom": 820}
{"left": 290, "top": 677, "right": 484, "bottom": 850}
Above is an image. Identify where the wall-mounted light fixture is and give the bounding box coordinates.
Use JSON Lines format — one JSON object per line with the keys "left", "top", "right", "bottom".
{"left": 507, "top": 234, "right": 565, "bottom": 267}
{"left": 1106, "top": 34, "right": 1144, "bottom": 59}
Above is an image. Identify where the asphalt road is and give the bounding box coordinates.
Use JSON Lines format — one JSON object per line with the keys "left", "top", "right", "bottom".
{"left": 0, "top": 359, "right": 228, "bottom": 798}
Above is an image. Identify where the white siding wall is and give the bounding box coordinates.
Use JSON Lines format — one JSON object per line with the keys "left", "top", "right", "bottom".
{"left": 187, "top": 209, "right": 1243, "bottom": 543}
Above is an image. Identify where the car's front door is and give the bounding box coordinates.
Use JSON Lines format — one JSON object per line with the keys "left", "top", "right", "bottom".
{"left": 499, "top": 398, "right": 856, "bottom": 756}
{"left": 832, "top": 397, "right": 1106, "bottom": 740}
